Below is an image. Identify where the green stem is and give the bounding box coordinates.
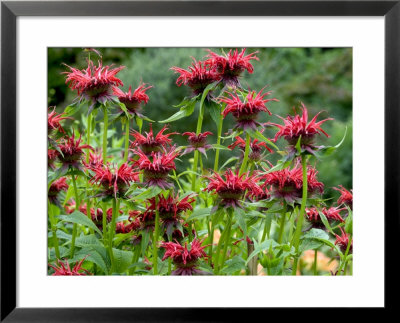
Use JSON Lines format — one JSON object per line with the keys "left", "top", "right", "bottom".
{"left": 291, "top": 155, "right": 308, "bottom": 275}
{"left": 102, "top": 106, "right": 109, "bottom": 163}
{"left": 102, "top": 202, "right": 107, "bottom": 237}
{"left": 168, "top": 258, "right": 172, "bottom": 275}
{"left": 337, "top": 236, "right": 352, "bottom": 275}
{"left": 277, "top": 213, "right": 286, "bottom": 244}
{"left": 48, "top": 202, "right": 60, "bottom": 259}
{"left": 109, "top": 198, "right": 119, "bottom": 273}
{"left": 213, "top": 222, "right": 228, "bottom": 274}
{"left": 70, "top": 175, "right": 80, "bottom": 259}
{"left": 213, "top": 107, "right": 224, "bottom": 172}
{"left": 208, "top": 216, "right": 215, "bottom": 266}
{"left": 218, "top": 212, "right": 233, "bottom": 274}
{"left": 123, "top": 118, "right": 130, "bottom": 163}
{"left": 152, "top": 195, "right": 160, "bottom": 275}
{"left": 86, "top": 113, "right": 93, "bottom": 234}
{"left": 191, "top": 101, "right": 205, "bottom": 191}
{"left": 313, "top": 249, "right": 318, "bottom": 275}
{"left": 261, "top": 216, "right": 270, "bottom": 242}
{"left": 239, "top": 132, "right": 251, "bottom": 175}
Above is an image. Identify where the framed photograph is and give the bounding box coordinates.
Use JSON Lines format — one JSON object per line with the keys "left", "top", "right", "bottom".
{"left": 1, "top": 0, "right": 397, "bottom": 320}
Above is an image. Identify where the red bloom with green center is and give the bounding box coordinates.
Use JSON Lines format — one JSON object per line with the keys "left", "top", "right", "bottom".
{"left": 220, "top": 88, "right": 278, "bottom": 130}
{"left": 48, "top": 177, "right": 68, "bottom": 205}
{"left": 161, "top": 238, "right": 209, "bottom": 275}
{"left": 133, "top": 147, "right": 179, "bottom": 189}
{"left": 228, "top": 135, "right": 273, "bottom": 162}
{"left": 88, "top": 162, "right": 139, "bottom": 199}
{"left": 261, "top": 162, "right": 324, "bottom": 204}
{"left": 306, "top": 206, "right": 346, "bottom": 229}
{"left": 182, "top": 131, "right": 213, "bottom": 156}
{"left": 269, "top": 103, "right": 333, "bottom": 154}
{"left": 171, "top": 58, "right": 221, "bottom": 95}
{"left": 335, "top": 227, "right": 352, "bottom": 254}
{"left": 113, "top": 83, "right": 152, "bottom": 117}
{"left": 49, "top": 257, "right": 91, "bottom": 276}
{"left": 48, "top": 149, "right": 59, "bottom": 170}
{"left": 48, "top": 107, "right": 72, "bottom": 134}
{"left": 130, "top": 124, "right": 178, "bottom": 155}
{"left": 333, "top": 185, "right": 353, "bottom": 210}
{"left": 64, "top": 60, "right": 124, "bottom": 108}
{"left": 57, "top": 133, "right": 93, "bottom": 171}
{"left": 205, "top": 168, "right": 263, "bottom": 208}
{"left": 206, "top": 48, "right": 258, "bottom": 87}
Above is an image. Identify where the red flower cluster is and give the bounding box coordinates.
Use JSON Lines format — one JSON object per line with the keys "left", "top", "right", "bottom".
{"left": 64, "top": 60, "right": 124, "bottom": 106}
{"left": 49, "top": 257, "right": 91, "bottom": 276}
{"left": 161, "top": 238, "right": 209, "bottom": 275}
{"left": 48, "top": 177, "right": 68, "bottom": 205}
{"left": 48, "top": 107, "right": 71, "bottom": 134}
{"left": 261, "top": 162, "right": 324, "bottom": 204}
{"left": 182, "top": 131, "right": 213, "bottom": 156}
{"left": 220, "top": 88, "right": 278, "bottom": 130}
{"left": 306, "top": 206, "right": 346, "bottom": 229}
{"left": 205, "top": 168, "right": 263, "bottom": 208}
{"left": 48, "top": 149, "right": 59, "bottom": 170}
{"left": 57, "top": 133, "right": 93, "bottom": 171}
{"left": 333, "top": 185, "right": 353, "bottom": 210}
{"left": 269, "top": 103, "right": 332, "bottom": 153}
{"left": 335, "top": 227, "right": 352, "bottom": 254}
{"left": 206, "top": 48, "right": 258, "bottom": 87}
{"left": 171, "top": 58, "right": 220, "bottom": 95}
{"left": 113, "top": 83, "right": 152, "bottom": 117}
{"left": 134, "top": 148, "right": 179, "bottom": 189}
{"left": 228, "top": 135, "right": 273, "bottom": 163}
{"left": 130, "top": 124, "right": 177, "bottom": 155}
{"left": 88, "top": 162, "right": 139, "bottom": 199}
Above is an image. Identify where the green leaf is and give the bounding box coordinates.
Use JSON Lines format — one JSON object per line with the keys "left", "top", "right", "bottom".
{"left": 220, "top": 256, "right": 246, "bottom": 274}
{"left": 302, "top": 229, "right": 343, "bottom": 257}
{"left": 159, "top": 97, "right": 197, "bottom": 123}
{"left": 75, "top": 246, "right": 109, "bottom": 274}
{"left": 219, "top": 157, "right": 238, "bottom": 170}
{"left": 318, "top": 211, "right": 335, "bottom": 234}
{"left": 315, "top": 127, "right": 347, "bottom": 158}
{"left": 187, "top": 207, "right": 212, "bottom": 221}
{"left": 112, "top": 248, "right": 133, "bottom": 274}
{"left": 212, "top": 144, "right": 230, "bottom": 151}
{"left": 135, "top": 116, "right": 143, "bottom": 133}
{"left": 234, "top": 207, "right": 247, "bottom": 238}
{"left": 58, "top": 211, "right": 102, "bottom": 235}
{"left": 132, "top": 186, "right": 162, "bottom": 201}
{"left": 74, "top": 234, "right": 102, "bottom": 247}
{"left": 207, "top": 99, "right": 222, "bottom": 128}
{"left": 345, "top": 207, "right": 352, "bottom": 234}
{"left": 246, "top": 239, "right": 278, "bottom": 265}
{"left": 64, "top": 101, "right": 82, "bottom": 116}
{"left": 245, "top": 128, "right": 279, "bottom": 150}
{"left": 295, "top": 135, "right": 302, "bottom": 154}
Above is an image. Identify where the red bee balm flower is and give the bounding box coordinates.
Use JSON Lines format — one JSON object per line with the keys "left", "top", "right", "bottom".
{"left": 171, "top": 58, "right": 221, "bottom": 95}
{"left": 161, "top": 238, "right": 209, "bottom": 275}
{"left": 269, "top": 103, "right": 333, "bottom": 154}
{"left": 205, "top": 168, "right": 263, "bottom": 208}
{"left": 228, "top": 135, "right": 273, "bottom": 162}
{"left": 48, "top": 177, "right": 68, "bottom": 205}
{"left": 220, "top": 88, "right": 278, "bottom": 130}
{"left": 335, "top": 227, "right": 352, "bottom": 254}
{"left": 130, "top": 124, "right": 178, "bottom": 155}
{"left": 333, "top": 185, "right": 353, "bottom": 210}
{"left": 182, "top": 131, "right": 213, "bottom": 156}
{"left": 306, "top": 206, "right": 346, "bottom": 229}
{"left": 133, "top": 148, "right": 179, "bottom": 189}
{"left": 206, "top": 48, "right": 259, "bottom": 87}
{"left": 48, "top": 149, "right": 59, "bottom": 170}
{"left": 57, "top": 133, "right": 93, "bottom": 171}
{"left": 113, "top": 83, "right": 152, "bottom": 117}
{"left": 48, "top": 107, "right": 72, "bottom": 134}
{"left": 64, "top": 60, "right": 124, "bottom": 108}
{"left": 262, "top": 162, "right": 324, "bottom": 204}
{"left": 88, "top": 162, "right": 139, "bottom": 199}
{"left": 49, "top": 257, "right": 91, "bottom": 276}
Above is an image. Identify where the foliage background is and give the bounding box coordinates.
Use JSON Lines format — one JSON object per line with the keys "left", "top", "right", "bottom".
{"left": 48, "top": 47, "right": 352, "bottom": 199}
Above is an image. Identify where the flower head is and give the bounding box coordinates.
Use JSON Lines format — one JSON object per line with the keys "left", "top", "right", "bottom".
{"left": 49, "top": 257, "right": 91, "bottom": 276}
{"left": 335, "top": 227, "right": 352, "bottom": 254}
{"left": 269, "top": 103, "right": 333, "bottom": 154}
{"left": 48, "top": 107, "right": 72, "bottom": 134}
{"left": 130, "top": 124, "right": 178, "bottom": 155}
{"left": 133, "top": 147, "right": 179, "bottom": 189}
{"left": 48, "top": 149, "right": 59, "bottom": 170}
{"left": 205, "top": 168, "right": 263, "bottom": 208}
{"left": 64, "top": 60, "right": 124, "bottom": 107}
{"left": 113, "top": 83, "right": 152, "bottom": 117}
{"left": 306, "top": 206, "right": 346, "bottom": 229}
{"left": 57, "top": 133, "right": 93, "bottom": 171}
{"left": 220, "top": 88, "right": 278, "bottom": 130}
{"left": 206, "top": 48, "right": 258, "bottom": 87}
{"left": 171, "top": 58, "right": 221, "bottom": 95}
{"left": 88, "top": 162, "right": 139, "bottom": 199}
{"left": 48, "top": 177, "right": 68, "bottom": 205}
{"left": 182, "top": 131, "right": 213, "bottom": 156}
{"left": 333, "top": 185, "right": 353, "bottom": 210}
{"left": 161, "top": 238, "right": 209, "bottom": 275}
{"left": 228, "top": 135, "right": 273, "bottom": 163}
{"left": 84, "top": 150, "right": 103, "bottom": 168}
{"left": 261, "top": 162, "right": 324, "bottom": 204}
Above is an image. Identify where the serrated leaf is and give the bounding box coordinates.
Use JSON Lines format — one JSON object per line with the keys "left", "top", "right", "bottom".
{"left": 75, "top": 247, "right": 109, "bottom": 274}
{"left": 234, "top": 207, "right": 247, "bottom": 238}
{"left": 318, "top": 211, "right": 335, "bottom": 234}
{"left": 112, "top": 248, "right": 133, "bottom": 274}
{"left": 58, "top": 211, "right": 102, "bottom": 235}
{"left": 220, "top": 256, "right": 246, "bottom": 274}
{"left": 246, "top": 239, "right": 278, "bottom": 265}
{"left": 74, "top": 234, "right": 102, "bottom": 247}
{"left": 132, "top": 186, "right": 162, "bottom": 201}
{"left": 187, "top": 207, "right": 212, "bottom": 221}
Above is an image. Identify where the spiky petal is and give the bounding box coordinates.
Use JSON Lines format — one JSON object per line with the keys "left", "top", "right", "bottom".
{"left": 48, "top": 107, "right": 72, "bottom": 134}
{"left": 113, "top": 83, "right": 152, "bottom": 117}
{"left": 333, "top": 185, "right": 353, "bottom": 210}
{"left": 228, "top": 135, "right": 273, "bottom": 162}
{"left": 182, "top": 131, "right": 213, "bottom": 156}
{"left": 49, "top": 257, "right": 91, "bottom": 276}
{"left": 335, "top": 227, "right": 352, "bottom": 254}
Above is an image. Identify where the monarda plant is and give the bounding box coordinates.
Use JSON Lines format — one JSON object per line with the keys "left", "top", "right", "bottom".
{"left": 48, "top": 48, "right": 352, "bottom": 276}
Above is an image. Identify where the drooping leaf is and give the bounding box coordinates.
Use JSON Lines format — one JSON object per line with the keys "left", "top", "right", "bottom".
{"left": 187, "top": 207, "right": 212, "bottom": 221}
{"left": 112, "top": 248, "right": 133, "bottom": 274}
{"left": 58, "top": 211, "right": 102, "bottom": 235}
{"left": 220, "top": 256, "right": 246, "bottom": 275}
{"left": 245, "top": 128, "right": 279, "bottom": 150}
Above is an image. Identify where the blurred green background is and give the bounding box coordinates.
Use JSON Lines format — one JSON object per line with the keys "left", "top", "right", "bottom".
{"left": 48, "top": 47, "right": 352, "bottom": 200}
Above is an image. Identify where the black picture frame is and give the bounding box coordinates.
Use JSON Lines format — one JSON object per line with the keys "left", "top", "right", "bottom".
{"left": 1, "top": 0, "right": 397, "bottom": 321}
